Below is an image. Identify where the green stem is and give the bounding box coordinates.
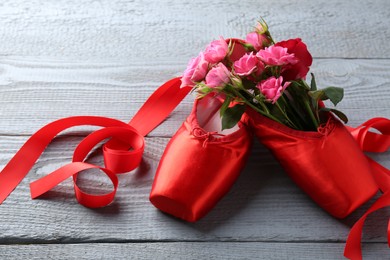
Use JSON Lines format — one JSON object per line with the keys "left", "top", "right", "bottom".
{"left": 279, "top": 94, "right": 304, "bottom": 130}
{"left": 275, "top": 101, "right": 299, "bottom": 130}
{"left": 258, "top": 100, "right": 270, "bottom": 114}
{"left": 246, "top": 100, "right": 285, "bottom": 125}
{"left": 303, "top": 98, "right": 319, "bottom": 130}
{"left": 231, "top": 88, "right": 285, "bottom": 125}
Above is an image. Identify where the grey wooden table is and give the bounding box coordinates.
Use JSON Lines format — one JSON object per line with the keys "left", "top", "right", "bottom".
{"left": 0, "top": 0, "right": 389, "bottom": 259}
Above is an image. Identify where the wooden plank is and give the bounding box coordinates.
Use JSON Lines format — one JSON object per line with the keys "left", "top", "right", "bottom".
{"left": 0, "top": 242, "right": 388, "bottom": 259}
{"left": 0, "top": 58, "right": 389, "bottom": 136}
{"left": 0, "top": 0, "right": 388, "bottom": 60}
{"left": 0, "top": 136, "right": 388, "bottom": 243}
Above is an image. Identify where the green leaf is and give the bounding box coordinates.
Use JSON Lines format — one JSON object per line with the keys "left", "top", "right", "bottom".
{"left": 222, "top": 104, "right": 246, "bottom": 130}
{"left": 309, "top": 87, "right": 344, "bottom": 106}
{"left": 320, "top": 107, "right": 348, "bottom": 124}
{"left": 308, "top": 74, "right": 319, "bottom": 116}
{"left": 220, "top": 96, "right": 232, "bottom": 118}
{"left": 323, "top": 87, "right": 344, "bottom": 106}
{"left": 310, "top": 73, "right": 317, "bottom": 91}
{"left": 308, "top": 90, "right": 325, "bottom": 101}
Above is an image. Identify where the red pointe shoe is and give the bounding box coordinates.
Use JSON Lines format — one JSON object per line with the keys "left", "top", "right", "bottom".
{"left": 247, "top": 108, "right": 378, "bottom": 218}
{"left": 149, "top": 95, "right": 252, "bottom": 222}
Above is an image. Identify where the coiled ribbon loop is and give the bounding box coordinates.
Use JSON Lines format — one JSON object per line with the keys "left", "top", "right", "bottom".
{"left": 0, "top": 77, "right": 191, "bottom": 208}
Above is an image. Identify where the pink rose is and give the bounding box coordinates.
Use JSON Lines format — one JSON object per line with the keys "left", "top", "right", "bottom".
{"left": 205, "top": 63, "right": 230, "bottom": 88}
{"left": 233, "top": 52, "right": 264, "bottom": 77}
{"left": 256, "top": 76, "right": 290, "bottom": 103}
{"left": 180, "top": 52, "right": 209, "bottom": 88}
{"left": 245, "top": 32, "right": 270, "bottom": 51}
{"left": 204, "top": 37, "right": 228, "bottom": 63}
{"left": 257, "top": 45, "right": 297, "bottom": 66}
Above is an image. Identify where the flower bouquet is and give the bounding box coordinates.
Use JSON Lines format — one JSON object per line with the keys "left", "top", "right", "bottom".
{"left": 180, "top": 19, "right": 378, "bottom": 219}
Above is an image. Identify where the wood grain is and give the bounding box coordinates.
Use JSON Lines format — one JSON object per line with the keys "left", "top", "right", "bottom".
{"left": 0, "top": 0, "right": 388, "bottom": 60}
{"left": 0, "top": 242, "right": 388, "bottom": 259}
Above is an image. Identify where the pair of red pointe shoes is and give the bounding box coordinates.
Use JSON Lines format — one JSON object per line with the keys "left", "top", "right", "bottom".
{"left": 150, "top": 95, "right": 379, "bottom": 222}
{"left": 149, "top": 95, "right": 253, "bottom": 222}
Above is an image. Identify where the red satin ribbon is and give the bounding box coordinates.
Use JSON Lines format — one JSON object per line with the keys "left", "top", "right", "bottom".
{"left": 0, "top": 77, "right": 191, "bottom": 208}
{"left": 345, "top": 118, "right": 390, "bottom": 260}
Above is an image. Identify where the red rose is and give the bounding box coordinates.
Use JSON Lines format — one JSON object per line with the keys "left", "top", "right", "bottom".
{"left": 275, "top": 38, "right": 312, "bottom": 81}
{"left": 227, "top": 38, "right": 248, "bottom": 62}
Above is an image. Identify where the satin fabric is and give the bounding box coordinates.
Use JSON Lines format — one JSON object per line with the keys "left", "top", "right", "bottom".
{"left": 0, "top": 77, "right": 192, "bottom": 207}
{"left": 343, "top": 117, "right": 390, "bottom": 260}
{"left": 247, "top": 110, "right": 390, "bottom": 259}
{"left": 247, "top": 108, "right": 379, "bottom": 218}
{"left": 150, "top": 97, "right": 253, "bottom": 222}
